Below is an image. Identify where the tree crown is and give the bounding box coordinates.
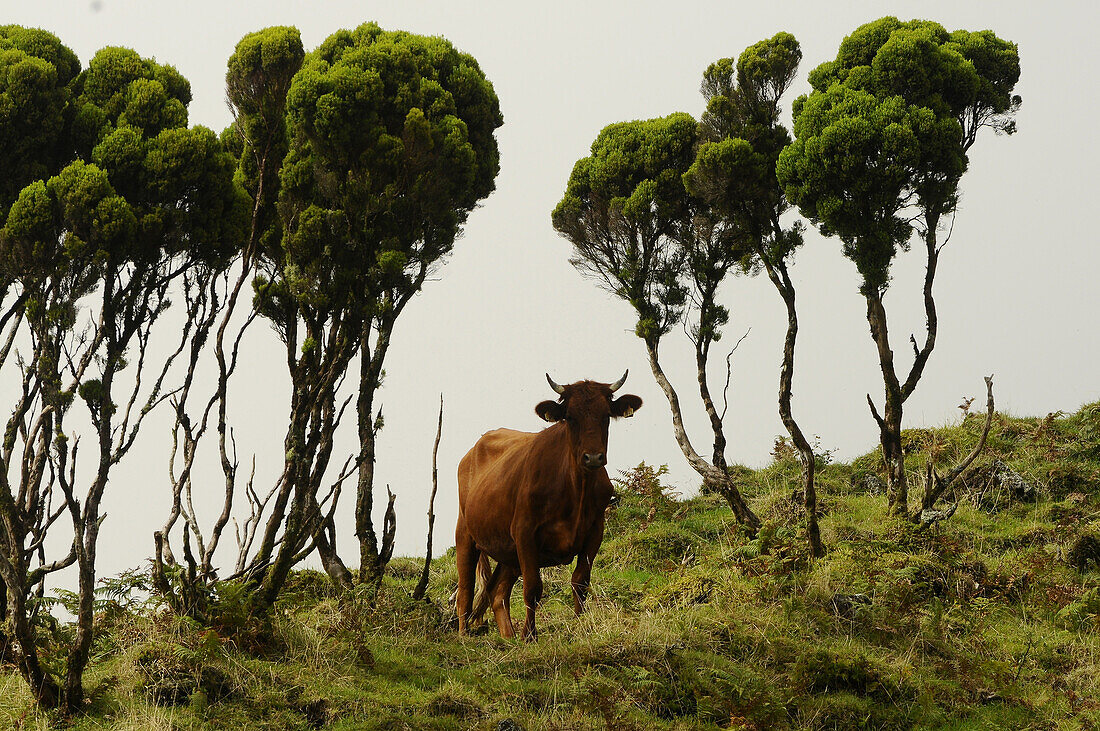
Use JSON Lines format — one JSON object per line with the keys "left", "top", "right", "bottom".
{"left": 261, "top": 22, "right": 502, "bottom": 323}
{"left": 778, "top": 17, "right": 1020, "bottom": 295}
{"left": 552, "top": 113, "right": 697, "bottom": 342}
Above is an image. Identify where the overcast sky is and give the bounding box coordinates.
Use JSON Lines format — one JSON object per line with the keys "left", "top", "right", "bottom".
{"left": 2, "top": 0, "right": 1097, "bottom": 580}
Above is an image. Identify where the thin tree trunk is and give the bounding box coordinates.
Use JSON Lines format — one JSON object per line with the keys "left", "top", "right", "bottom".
{"left": 0, "top": 575, "right": 8, "bottom": 658}
{"left": 643, "top": 339, "right": 760, "bottom": 532}
{"left": 864, "top": 212, "right": 945, "bottom": 518}
{"left": 901, "top": 214, "right": 942, "bottom": 401}
{"left": 916, "top": 375, "right": 995, "bottom": 521}
{"left": 7, "top": 581, "right": 60, "bottom": 708}
{"left": 315, "top": 521, "right": 353, "bottom": 591}
{"left": 62, "top": 279, "right": 124, "bottom": 713}
{"left": 694, "top": 337, "right": 728, "bottom": 470}
{"left": 767, "top": 262, "right": 823, "bottom": 557}
{"left": 692, "top": 292, "right": 728, "bottom": 470}
{"left": 864, "top": 290, "right": 908, "bottom": 515}
{"left": 355, "top": 348, "right": 380, "bottom": 585}
{"left": 356, "top": 314, "right": 394, "bottom": 587}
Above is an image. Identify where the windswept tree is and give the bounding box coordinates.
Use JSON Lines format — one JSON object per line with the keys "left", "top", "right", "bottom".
{"left": 0, "top": 39, "right": 246, "bottom": 712}
{"left": 0, "top": 24, "right": 80, "bottom": 668}
{"left": 224, "top": 22, "right": 502, "bottom": 605}
{"left": 683, "top": 33, "right": 823, "bottom": 555}
{"left": 777, "top": 17, "right": 1020, "bottom": 517}
{"left": 151, "top": 26, "right": 304, "bottom": 623}
{"left": 553, "top": 113, "right": 761, "bottom": 531}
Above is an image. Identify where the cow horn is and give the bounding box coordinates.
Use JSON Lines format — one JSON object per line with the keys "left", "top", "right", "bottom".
{"left": 609, "top": 369, "right": 628, "bottom": 392}
{"left": 545, "top": 373, "right": 565, "bottom": 394}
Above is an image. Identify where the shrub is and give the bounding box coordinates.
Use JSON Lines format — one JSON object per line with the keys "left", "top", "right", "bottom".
{"left": 616, "top": 522, "right": 696, "bottom": 571}
{"left": 1055, "top": 587, "right": 1100, "bottom": 630}
{"left": 133, "top": 635, "right": 234, "bottom": 707}
{"left": 1067, "top": 532, "right": 1100, "bottom": 571}
{"left": 792, "top": 647, "right": 901, "bottom": 700}
{"left": 640, "top": 567, "right": 717, "bottom": 611}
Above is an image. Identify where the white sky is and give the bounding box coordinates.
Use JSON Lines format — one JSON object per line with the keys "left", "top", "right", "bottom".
{"left": 2, "top": 0, "right": 1097, "bottom": 581}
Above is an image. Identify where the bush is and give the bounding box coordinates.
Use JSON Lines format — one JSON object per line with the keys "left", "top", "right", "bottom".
{"left": 1056, "top": 587, "right": 1100, "bottom": 630}
{"left": 792, "top": 647, "right": 901, "bottom": 700}
{"left": 640, "top": 567, "right": 717, "bottom": 610}
{"left": 617, "top": 522, "right": 696, "bottom": 570}
{"left": 1067, "top": 532, "right": 1100, "bottom": 571}
{"left": 133, "top": 635, "right": 234, "bottom": 707}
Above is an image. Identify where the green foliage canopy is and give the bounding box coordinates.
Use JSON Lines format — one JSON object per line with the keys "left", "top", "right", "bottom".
{"left": 552, "top": 113, "right": 696, "bottom": 342}
{"left": 685, "top": 32, "right": 804, "bottom": 272}
{"left": 777, "top": 17, "right": 1020, "bottom": 294}
{"left": 224, "top": 26, "right": 305, "bottom": 258}
{"left": 270, "top": 22, "right": 502, "bottom": 321}
{"left": 0, "top": 26, "right": 80, "bottom": 217}
{"left": 74, "top": 46, "right": 248, "bottom": 267}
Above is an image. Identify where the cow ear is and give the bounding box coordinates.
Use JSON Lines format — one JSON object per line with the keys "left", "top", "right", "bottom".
{"left": 535, "top": 400, "right": 565, "bottom": 422}
{"left": 611, "top": 394, "right": 643, "bottom": 418}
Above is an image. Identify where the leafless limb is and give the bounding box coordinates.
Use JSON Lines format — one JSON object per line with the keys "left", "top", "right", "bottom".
{"left": 916, "top": 375, "right": 995, "bottom": 527}
{"left": 718, "top": 328, "right": 750, "bottom": 423}
{"left": 413, "top": 394, "right": 444, "bottom": 601}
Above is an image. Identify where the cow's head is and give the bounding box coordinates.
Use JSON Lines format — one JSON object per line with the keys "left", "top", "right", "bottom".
{"left": 535, "top": 371, "right": 643, "bottom": 470}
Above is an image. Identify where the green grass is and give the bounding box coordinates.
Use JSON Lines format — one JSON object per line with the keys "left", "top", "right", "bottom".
{"left": 3, "top": 401, "right": 1100, "bottom": 728}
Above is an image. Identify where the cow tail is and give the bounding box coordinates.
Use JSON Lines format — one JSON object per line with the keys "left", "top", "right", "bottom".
{"left": 469, "top": 554, "right": 497, "bottom": 624}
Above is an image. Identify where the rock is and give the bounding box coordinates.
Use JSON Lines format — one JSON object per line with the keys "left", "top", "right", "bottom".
{"left": 966, "top": 460, "right": 1037, "bottom": 512}
{"left": 830, "top": 593, "right": 871, "bottom": 618}
{"left": 853, "top": 473, "right": 887, "bottom": 496}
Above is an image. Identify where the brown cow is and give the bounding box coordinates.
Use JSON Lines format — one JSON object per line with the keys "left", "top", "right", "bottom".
{"left": 455, "top": 371, "right": 642, "bottom": 640}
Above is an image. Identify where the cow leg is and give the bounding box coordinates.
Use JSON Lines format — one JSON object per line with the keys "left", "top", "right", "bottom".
{"left": 490, "top": 565, "right": 520, "bottom": 639}
{"left": 570, "top": 556, "right": 592, "bottom": 616}
{"left": 455, "top": 527, "right": 479, "bottom": 635}
{"left": 516, "top": 538, "right": 543, "bottom": 641}
{"left": 571, "top": 516, "right": 605, "bottom": 615}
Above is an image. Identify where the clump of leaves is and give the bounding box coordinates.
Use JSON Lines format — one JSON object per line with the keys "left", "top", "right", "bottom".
{"left": 792, "top": 647, "right": 902, "bottom": 700}
{"left": 133, "top": 630, "right": 234, "bottom": 707}
{"left": 613, "top": 462, "right": 680, "bottom": 525}
{"left": 641, "top": 567, "right": 717, "bottom": 610}
{"left": 617, "top": 522, "right": 697, "bottom": 571}
{"left": 1056, "top": 588, "right": 1100, "bottom": 631}
{"left": 1067, "top": 532, "right": 1100, "bottom": 572}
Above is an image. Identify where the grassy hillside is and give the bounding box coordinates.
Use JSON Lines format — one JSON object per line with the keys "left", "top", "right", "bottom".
{"left": 3, "top": 402, "right": 1099, "bottom": 729}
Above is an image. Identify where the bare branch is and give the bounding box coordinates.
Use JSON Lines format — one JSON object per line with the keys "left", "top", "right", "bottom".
{"left": 916, "top": 375, "right": 996, "bottom": 524}
{"left": 718, "top": 328, "right": 750, "bottom": 423}
{"left": 413, "top": 393, "right": 444, "bottom": 601}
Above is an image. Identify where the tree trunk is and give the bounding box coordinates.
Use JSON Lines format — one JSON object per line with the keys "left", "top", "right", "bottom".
{"left": 864, "top": 291, "right": 908, "bottom": 515}
{"left": 355, "top": 347, "right": 381, "bottom": 586}
{"left": 694, "top": 338, "right": 728, "bottom": 470}
{"left": 769, "top": 263, "right": 823, "bottom": 557}
{"left": 915, "top": 375, "right": 995, "bottom": 522}
{"left": 63, "top": 546, "right": 95, "bottom": 712}
{"left": 7, "top": 580, "right": 61, "bottom": 708}
{"left": 355, "top": 315, "right": 394, "bottom": 588}
{"left": 315, "top": 520, "right": 354, "bottom": 591}
{"left": 643, "top": 339, "right": 760, "bottom": 533}
{"left": 901, "top": 215, "right": 941, "bottom": 401}
{"left": 0, "top": 574, "right": 8, "bottom": 659}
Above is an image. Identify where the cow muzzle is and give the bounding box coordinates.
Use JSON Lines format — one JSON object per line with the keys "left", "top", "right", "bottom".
{"left": 582, "top": 452, "right": 607, "bottom": 470}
